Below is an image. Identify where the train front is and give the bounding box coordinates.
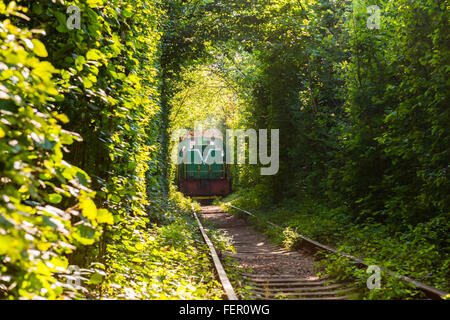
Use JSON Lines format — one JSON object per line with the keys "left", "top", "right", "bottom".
{"left": 176, "top": 130, "right": 231, "bottom": 200}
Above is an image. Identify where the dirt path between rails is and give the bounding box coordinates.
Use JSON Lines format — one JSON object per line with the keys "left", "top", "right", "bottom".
{"left": 200, "top": 205, "right": 320, "bottom": 279}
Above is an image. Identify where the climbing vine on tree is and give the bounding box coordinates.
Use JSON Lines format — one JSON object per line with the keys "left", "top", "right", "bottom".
{"left": 0, "top": 0, "right": 228, "bottom": 299}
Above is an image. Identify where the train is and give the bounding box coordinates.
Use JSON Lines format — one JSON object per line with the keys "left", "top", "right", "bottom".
{"left": 176, "top": 130, "right": 232, "bottom": 199}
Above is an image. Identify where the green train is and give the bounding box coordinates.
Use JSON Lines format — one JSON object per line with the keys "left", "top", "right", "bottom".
{"left": 176, "top": 131, "right": 231, "bottom": 199}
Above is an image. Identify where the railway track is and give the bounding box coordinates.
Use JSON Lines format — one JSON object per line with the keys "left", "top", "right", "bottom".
{"left": 193, "top": 204, "right": 448, "bottom": 300}
{"left": 193, "top": 205, "right": 356, "bottom": 300}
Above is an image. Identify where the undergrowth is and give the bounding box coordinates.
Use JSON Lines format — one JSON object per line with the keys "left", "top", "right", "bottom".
{"left": 221, "top": 189, "right": 450, "bottom": 300}
{"left": 98, "top": 190, "right": 227, "bottom": 299}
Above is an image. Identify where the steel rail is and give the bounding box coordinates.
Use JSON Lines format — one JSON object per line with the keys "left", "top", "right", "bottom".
{"left": 191, "top": 204, "right": 238, "bottom": 300}
{"left": 224, "top": 203, "right": 448, "bottom": 300}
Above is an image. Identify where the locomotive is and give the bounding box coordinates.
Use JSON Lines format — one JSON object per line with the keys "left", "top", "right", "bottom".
{"left": 176, "top": 130, "right": 231, "bottom": 199}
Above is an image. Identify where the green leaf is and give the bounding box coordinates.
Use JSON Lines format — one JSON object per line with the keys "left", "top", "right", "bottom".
{"left": 122, "top": 8, "right": 133, "bottom": 18}
{"left": 80, "top": 197, "right": 97, "bottom": 221}
{"left": 86, "top": 0, "right": 103, "bottom": 7}
{"left": 89, "top": 272, "right": 103, "bottom": 284}
{"left": 53, "top": 112, "right": 70, "bottom": 124}
{"left": 47, "top": 193, "right": 62, "bottom": 204}
{"left": 96, "top": 209, "right": 114, "bottom": 224}
{"left": 86, "top": 49, "right": 103, "bottom": 61}
{"left": 31, "top": 39, "right": 48, "bottom": 57}
{"left": 73, "top": 224, "right": 97, "bottom": 245}
{"left": 135, "top": 243, "right": 145, "bottom": 251}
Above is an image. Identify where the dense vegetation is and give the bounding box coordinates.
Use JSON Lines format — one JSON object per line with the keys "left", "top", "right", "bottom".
{"left": 162, "top": 0, "right": 449, "bottom": 299}
{"left": 1, "top": 0, "right": 448, "bottom": 299}
{"left": 213, "top": 0, "right": 449, "bottom": 298}
{"left": 0, "top": 0, "right": 229, "bottom": 299}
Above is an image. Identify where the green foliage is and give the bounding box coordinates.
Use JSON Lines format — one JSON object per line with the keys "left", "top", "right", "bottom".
{"left": 201, "top": 0, "right": 449, "bottom": 299}
{"left": 0, "top": 0, "right": 225, "bottom": 300}
{"left": 223, "top": 192, "right": 449, "bottom": 298}
{"left": 1, "top": 0, "right": 448, "bottom": 300}
{"left": 0, "top": 1, "right": 106, "bottom": 299}
{"left": 169, "top": 65, "right": 238, "bottom": 131}
{"left": 101, "top": 191, "right": 224, "bottom": 299}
